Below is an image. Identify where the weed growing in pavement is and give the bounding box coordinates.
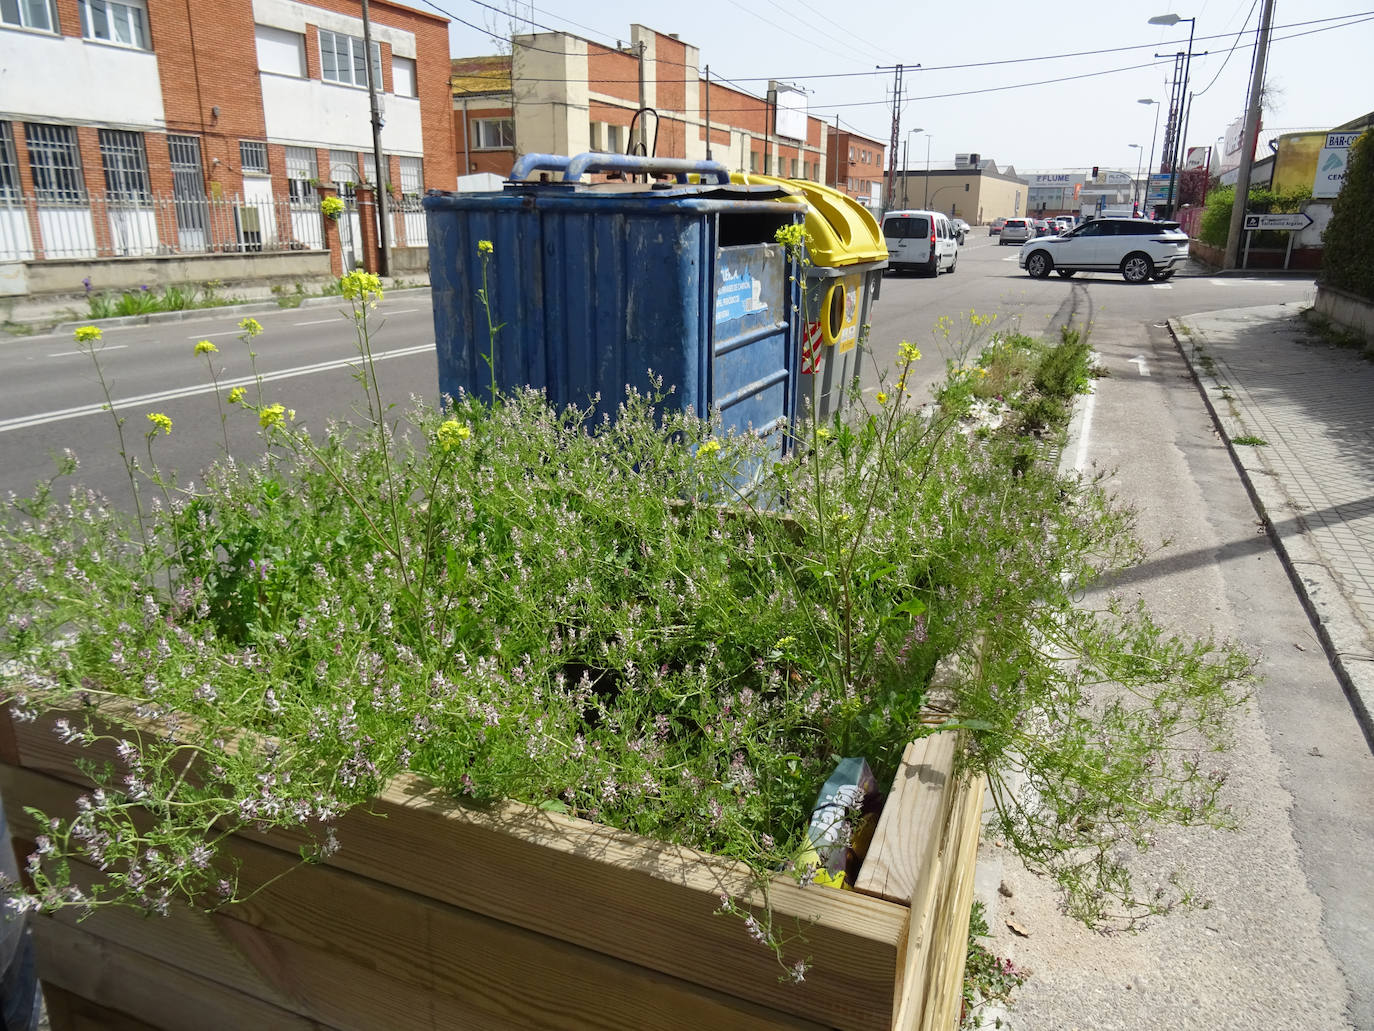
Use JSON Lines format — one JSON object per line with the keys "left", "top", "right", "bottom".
{"left": 2, "top": 244, "right": 1253, "bottom": 974}
{"left": 1231, "top": 435, "right": 1269, "bottom": 446}
{"left": 960, "top": 900, "right": 1027, "bottom": 1029}
{"left": 86, "top": 281, "right": 244, "bottom": 319}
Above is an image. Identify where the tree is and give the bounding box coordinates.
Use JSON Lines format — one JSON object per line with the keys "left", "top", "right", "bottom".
{"left": 1321, "top": 131, "right": 1373, "bottom": 301}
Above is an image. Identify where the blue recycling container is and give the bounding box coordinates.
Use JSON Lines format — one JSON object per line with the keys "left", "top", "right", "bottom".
{"left": 424, "top": 153, "right": 804, "bottom": 457}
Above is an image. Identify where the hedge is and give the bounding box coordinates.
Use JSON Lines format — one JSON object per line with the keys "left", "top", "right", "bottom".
{"left": 1321, "top": 130, "right": 1373, "bottom": 301}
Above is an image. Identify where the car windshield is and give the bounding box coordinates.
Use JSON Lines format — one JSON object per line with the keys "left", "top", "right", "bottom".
{"left": 883, "top": 217, "right": 930, "bottom": 239}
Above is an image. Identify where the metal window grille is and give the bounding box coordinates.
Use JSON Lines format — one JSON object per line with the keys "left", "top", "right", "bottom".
{"left": 399, "top": 156, "right": 422, "bottom": 196}
{"left": 168, "top": 134, "right": 207, "bottom": 235}
{"left": 239, "top": 140, "right": 268, "bottom": 174}
{"left": 0, "top": 122, "right": 19, "bottom": 203}
{"left": 318, "top": 28, "right": 380, "bottom": 87}
{"left": 472, "top": 119, "right": 514, "bottom": 149}
{"left": 284, "top": 146, "right": 316, "bottom": 204}
{"left": 79, "top": 0, "right": 148, "bottom": 48}
{"left": 1, "top": 0, "right": 56, "bottom": 30}
{"left": 24, "top": 123, "right": 86, "bottom": 205}
{"left": 98, "top": 129, "right": 150, "bottom": 202}
{"left": 362, "top": 152, "right": 376, "bottom": 185}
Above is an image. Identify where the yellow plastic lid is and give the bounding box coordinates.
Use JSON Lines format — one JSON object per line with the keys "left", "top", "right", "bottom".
{"left": 729, "top": 173, "right": 887, "bottom": 267}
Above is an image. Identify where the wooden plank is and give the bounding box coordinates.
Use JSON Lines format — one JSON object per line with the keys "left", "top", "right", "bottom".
{"left": 920, "top": 773, "right": 986, "bottom": 1031}
{"left": 2, "top": 764, "right": 844, "bottom": 1031}
{"left": 41, "top": 983, "right": 162, "bottom": 1031}
{"left": 32, "top": 919, "right": 330, "bottom": 1031}
{"left": 855, "top": 733, "right": 959, "bottom": 904}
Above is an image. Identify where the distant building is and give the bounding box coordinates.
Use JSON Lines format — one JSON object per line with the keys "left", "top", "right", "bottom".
{"left": 888, "top": 159, "right": 1027, "bottom": 224}
{"left": 825, "top": 129, "right": 886, "bottom": 209}
{"left": 450, "top": 25, "right": 857, "bottom": 192}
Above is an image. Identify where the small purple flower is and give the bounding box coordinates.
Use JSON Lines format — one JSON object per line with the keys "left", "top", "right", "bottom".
{"left": 82, "top": 277, "right": 92, "bottom": 293}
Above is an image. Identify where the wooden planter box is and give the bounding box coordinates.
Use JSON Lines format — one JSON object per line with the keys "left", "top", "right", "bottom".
{"left": 0, "top": 706, "right": 983, "bottom": 1031}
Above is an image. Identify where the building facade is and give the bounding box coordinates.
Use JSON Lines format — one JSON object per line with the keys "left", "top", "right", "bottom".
{"left": 825, "top": 130, "right": 885, "bottom": 209}
{"left": 451, "top": 25, "right": 854, "bottom": 193}
{"left": 889, "top": 161, "right": 1027, "bottom": 224}
{"left": 0, "top": 0, "right": 455, "bottom": 278}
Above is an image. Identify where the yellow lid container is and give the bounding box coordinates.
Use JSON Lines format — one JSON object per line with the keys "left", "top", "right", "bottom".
{"left": 729, "top": 173, "right": 888, "bottom": 267}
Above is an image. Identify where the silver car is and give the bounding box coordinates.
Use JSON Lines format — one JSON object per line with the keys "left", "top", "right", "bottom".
{"left": 999, "top": 218, "right": 1035, "bottom": 245}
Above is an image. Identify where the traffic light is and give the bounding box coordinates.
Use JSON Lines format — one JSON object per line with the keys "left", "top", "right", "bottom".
{"left": 1092, "top": 166, "right": 1099, "bottom": 178}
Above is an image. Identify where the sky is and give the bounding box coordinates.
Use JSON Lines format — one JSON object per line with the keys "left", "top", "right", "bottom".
{"left": 426, "top": 0, "right": 1374, "bottom": 178}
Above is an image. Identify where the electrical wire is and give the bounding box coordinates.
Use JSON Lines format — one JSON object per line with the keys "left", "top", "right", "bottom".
{"left": 1192, "top": 0, "right": 1261, "bottom": 97}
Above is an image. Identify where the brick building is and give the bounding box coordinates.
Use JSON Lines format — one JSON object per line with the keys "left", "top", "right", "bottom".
{"left": 825, "top": 129, "right": 886, "bottom": 209}
{"left": 0, "top": 0, "right": 454, "bottom": 281}
{"left": 450, "top": 25, "right": 847, "bottom": 189}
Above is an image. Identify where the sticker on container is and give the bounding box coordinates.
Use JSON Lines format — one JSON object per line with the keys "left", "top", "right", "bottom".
{"left": 821, "top": 276, "right": 862, "bottom": 355}
{"left": 801, "top": 320, "right": 824, "bottom": 374}
{"left": 715, "top": 267, "right": 766, "bottom": 325}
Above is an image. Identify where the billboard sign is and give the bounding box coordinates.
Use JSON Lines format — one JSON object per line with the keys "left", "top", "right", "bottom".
{"left": 772, "top": 86, "right": 808, "bottom": 142}
{"left": 1313, "top": 147, "right": 1350, "bottom": 198}
{"left": 1184, "top": 146, "right": 1211, "bottom": 171}
{"left": 1145, "top": 173, "right": 1172, "bottom": 206}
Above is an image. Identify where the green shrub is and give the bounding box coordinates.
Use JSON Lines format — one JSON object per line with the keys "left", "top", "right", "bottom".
{"left": 1198, "top": 184, "right": 1314, "bottom": 247}
{"left": 1321, "top": 130, "right": 1374, "bottom": 301}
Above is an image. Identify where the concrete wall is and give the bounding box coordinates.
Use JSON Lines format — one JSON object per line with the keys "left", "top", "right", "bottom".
{"left": 19, "top": 250, "right": 332, "bottom": 297}
{"left": 390, "top": 246, "right": 428, "bottom": 275}
{"left": 1, "top": 32, "right": 164, "bottom": 129}
{"left": 1314, "top": 283, "right": 1374, "bottom": 345}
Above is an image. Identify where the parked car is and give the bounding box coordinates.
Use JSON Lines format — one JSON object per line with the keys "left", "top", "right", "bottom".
{"left": 998, "top": 217, "right": 1035, "bottom": 245}
{"left": 950, "top": 217, "right": 971, "bottom": 244}
{"left": 989, "top": 217, "right": 1007, "bottom": 236}
{"left": 881, "top": 209, "right": 959, "bottom": 275}
{"left": 1018, "top": 218, "right": 1189, "bottom": 283}
{"left": 1032, "top": 218, "right": 1052, "bottom": 237}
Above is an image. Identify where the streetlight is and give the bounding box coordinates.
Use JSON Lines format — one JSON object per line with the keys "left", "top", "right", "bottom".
{"left": 1128, "top": 143, "right": 1143, "bottom": 209}
{"left": 923, "top": 133, "right": 932, "bottom": 208}
{"left": 902, "top": 128, "right": 923, "bottom": 208}
{"left": 1148, "top": 13, "right": 1197, "bottom": 217}
{"left": 1139, "top": 99, "right": 1162, "bottom": 215}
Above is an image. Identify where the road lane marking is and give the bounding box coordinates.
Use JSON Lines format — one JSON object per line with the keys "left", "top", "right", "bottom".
{"left": 293, "top": 318, "right": 338, "bottom": 326}
{"left": 386, "top": 308, "right": 419, "bottom": 314}
{"left": 1152, "top": 283, "right": 1173, "bottom": 290}
{"left": 1129, "top": 355, "right": 1151, "bottom": 376}
{"left": 0, "top": 343, "right": 435, "bottom": 434}
{"left": 186, "top": 330, "right": 245, "bottom": 339}
{"left": 49, "top": 344, "right": 127, "bottom": 358}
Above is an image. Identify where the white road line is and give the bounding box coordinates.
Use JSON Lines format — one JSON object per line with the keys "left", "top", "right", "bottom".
{"left": 186, "top": 330, "right": 244, "bottom": 340}
{"left": 0, "top": 343, "right": 435, "bottom": 434}
{"left": 49, "top": 344, "right": 127, "bottom": 358}
{"left": 386, "top": 308, "right": 419, "bottom": 315}
{"left": 293, "top": 318, "right": 338, "bottom": 326}
{"left": 1129, "top": 355, "right": 1151, "bottom": 376}
{"left": 1152, "top": 283, "right": 1173, "bottom": 290}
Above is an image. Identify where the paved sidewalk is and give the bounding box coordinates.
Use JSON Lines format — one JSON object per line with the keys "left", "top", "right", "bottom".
{"left": 1170, "top": 303, "right": 1374, "bottom": 744}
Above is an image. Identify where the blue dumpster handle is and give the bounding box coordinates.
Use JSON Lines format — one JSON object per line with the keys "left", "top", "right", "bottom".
{"left": 509, "top": 154, "right": 573, "bottom": 181}
{"left": 561, "top": 153, "right": 731, "bottom": 185}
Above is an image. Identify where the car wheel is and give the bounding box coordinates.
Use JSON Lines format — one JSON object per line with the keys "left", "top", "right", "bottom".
{"left": 1121, "top": 253, "right": 1154, "bottom": 284}
{"left": 926, "top": 254, "right": 939, "bottom": 277}
{"left": 949, "top": 251, "right": 958, "bottom": 274}
{"left": 1152, "top": 269, "right": 1176, "bottom": 281}
{"left": 1056, "top": 270, "right": 1076, "bottom": 278}
{"left": 1025, "top": 251, "right": 1052, "bottom": 279}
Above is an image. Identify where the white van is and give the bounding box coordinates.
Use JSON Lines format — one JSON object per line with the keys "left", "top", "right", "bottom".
{"left": 881, "top": 209, "right": 959, "bottom": 276}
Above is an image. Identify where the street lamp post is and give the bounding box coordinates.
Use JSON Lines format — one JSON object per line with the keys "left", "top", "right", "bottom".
{"left": 1148, "top": 13, "right": 1196, "bottom": 217}
{"left": 1139, "top": 98, "right": 1162, "bottom": 215}
{"left": 902, "top": 128, "right": 922, "bottom": 208}
{"left": 1128, "top": 143, "right": 1143, "bottom": 209}
{"left": 923, "top": 134, "right": 932, "bottom": 208}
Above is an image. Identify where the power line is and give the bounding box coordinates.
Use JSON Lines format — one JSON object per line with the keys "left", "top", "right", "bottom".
{"left": 1194, "top": 0, "right": 1261, "bottom": 97}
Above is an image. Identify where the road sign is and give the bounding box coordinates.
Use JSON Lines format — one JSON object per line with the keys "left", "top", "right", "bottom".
{"left": 1242, "top": 212, "right": 1313, "bottom": 231}
{"left": 1325, "top": 132, "right": 1361, "bottom": 149}
{"left": 1145, "top": 173, "right": 1171, "bottom": 206}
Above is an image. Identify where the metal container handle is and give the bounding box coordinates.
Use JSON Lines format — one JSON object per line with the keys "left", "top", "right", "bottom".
{"left": 561, "top": 153, "right": 731, "bottom": 184}
{"left": 508, "top": 154, "right": 574, "bottom": 181}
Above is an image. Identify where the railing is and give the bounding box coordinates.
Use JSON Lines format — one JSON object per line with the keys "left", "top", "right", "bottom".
{"left": 0, "top": 192, "right": 329, "bottom": 262}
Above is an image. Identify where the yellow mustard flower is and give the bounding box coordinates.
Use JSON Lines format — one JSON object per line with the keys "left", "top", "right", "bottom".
{"left": 436, "top": 419, "right": 471, "bottom": 451}
{"left": 898, "top": 341, "right": 922, "bottom": 363}
{"left": 774, "top": 223, "right": 809, "bottom": 254}
{"left": 477, "top": 240, "right": 494, "bottom": 255}
{"left": 194, "top": 340, "right": 218, "bottom": 356}
{"left": 876, "top": 391, "right": 889, "bottom": 405}
{"left": 697, "top": 439, "right": 721, "bottom": 458}
{"left": 73, "top": 325, "right": 102, "bottom": 344}
{"left": 815, "top": 427, "right": 831, "bottom": 441}
{"left": 259, "top": 403, "right": 286, "bottom": 429}
{"left": 227, "top": 387, "right": 246, "bottom": 405}
{"left": 146, "top": 412, "right": 172, "bottom": 436}
{"left": 238, "top": 317, "right": 263, "bottom": 338}
{"left": 340, "top": 270, "right": 384, "bottom": 303}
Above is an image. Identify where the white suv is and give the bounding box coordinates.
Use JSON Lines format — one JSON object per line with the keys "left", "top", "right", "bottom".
{"left": 1018, "top": 218, "right": 1189, "bottom": 283}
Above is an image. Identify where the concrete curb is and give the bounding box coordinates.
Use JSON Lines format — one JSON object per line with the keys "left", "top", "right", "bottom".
{"left": 43, "top": 286, "right": 433, "bottom": 336}
{"left": 1167, "top": 315, "right": 1374, "bottom": 748}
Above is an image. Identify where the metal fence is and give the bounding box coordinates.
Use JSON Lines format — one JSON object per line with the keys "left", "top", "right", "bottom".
{"left": 0, "top": 192, "right": 329, "bottom": 262}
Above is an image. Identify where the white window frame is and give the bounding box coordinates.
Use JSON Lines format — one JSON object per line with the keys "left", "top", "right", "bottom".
{"left": 471, "top": 118, "right": 514, "bottom": 150}
{"left": 391, "top": 55, "right": 416, "bottom": 97}
{"left": 398, "top": 156, "right": 422, "bottom": 197}
{"left": 284, "top": 146, "right": 317, "bottom": 205}
{"left": 318, "top": 28, "right": 381, "bottom": 89}
{"left": 79, "top": 0, "right": 148, "bottom": 49}
{"left": 255, "top": 23, "right": 305, "bottom": 77}
{"left": 1, "top": 0, "right": 58, "bottom": 32}
{"left": 605, "top": 124, "right": 623, "bottom": 154}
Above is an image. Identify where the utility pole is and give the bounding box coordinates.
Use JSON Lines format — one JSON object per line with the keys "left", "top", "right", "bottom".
{"left": 704, "top": 65, "right": 711, "bottom": 161}
{"left": 1224, "top": 0, "right": 1276, "bottom": 269}
{"left": 877, "top": 63, "right": 905, "bottom": 213}
{"left": 360, "top": 0, "right": 390, "bottom": 276}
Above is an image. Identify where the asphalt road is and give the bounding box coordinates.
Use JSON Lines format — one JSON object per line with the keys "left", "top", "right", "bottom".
{"left": 2, "top": 241, "right": 1366, "bottom": 1027}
